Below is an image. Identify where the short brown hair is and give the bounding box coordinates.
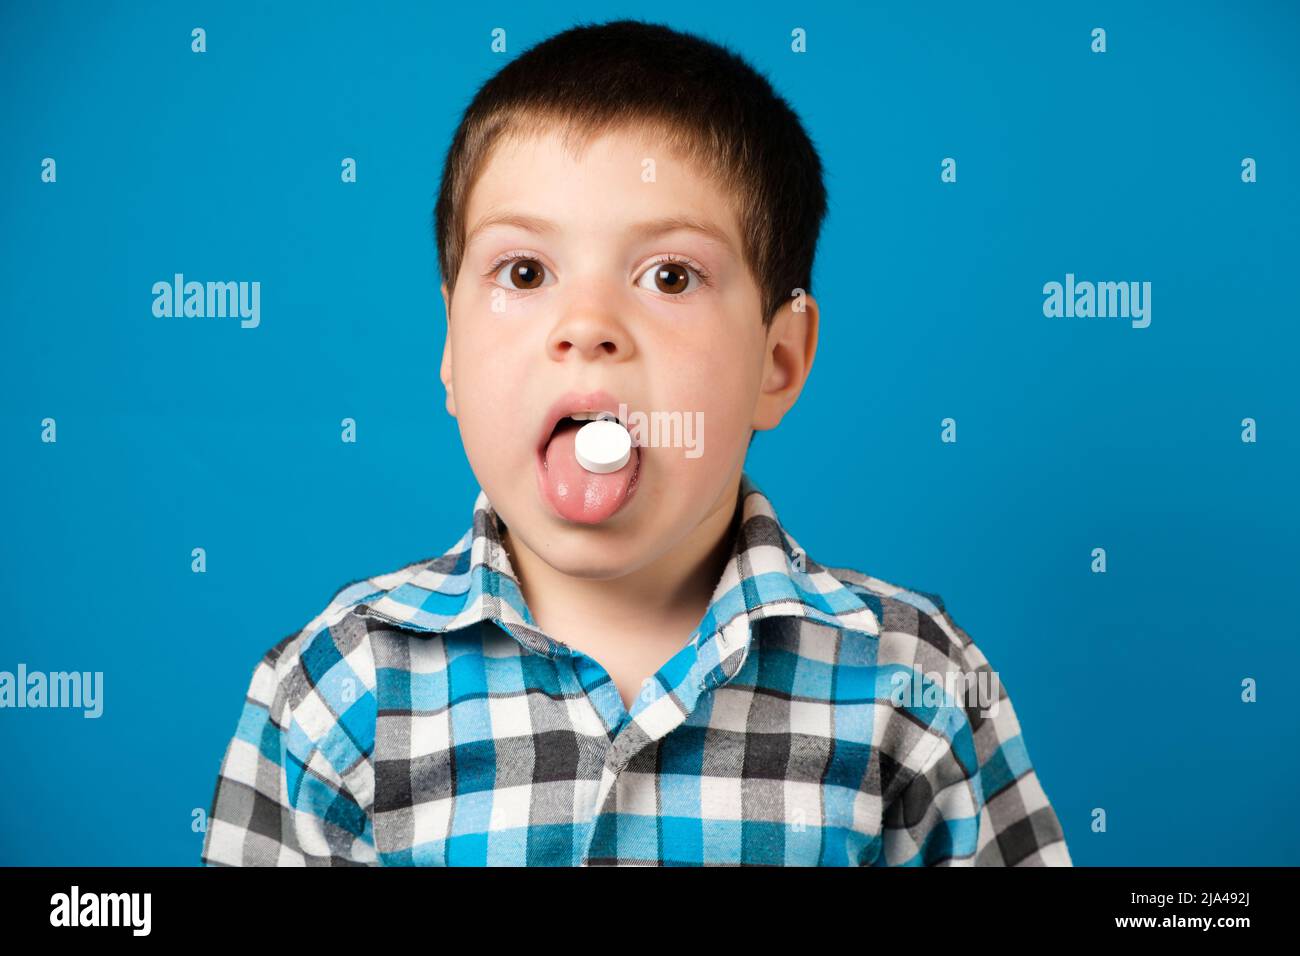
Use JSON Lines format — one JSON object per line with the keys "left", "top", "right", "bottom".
{"left": 433, "top": 18, "right": 828, "bottom": 328}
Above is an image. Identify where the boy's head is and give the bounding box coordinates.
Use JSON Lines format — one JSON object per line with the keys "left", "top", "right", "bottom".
{"left": 434, "top": 19, "right": 827, "bottom": 580}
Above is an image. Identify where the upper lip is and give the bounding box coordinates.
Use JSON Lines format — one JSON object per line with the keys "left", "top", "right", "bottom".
{"left": 536, "top": 389, "right": 633, "bottom": 458}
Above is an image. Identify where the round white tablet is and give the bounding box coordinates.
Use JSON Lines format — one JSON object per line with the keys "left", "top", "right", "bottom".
{"left": 574, "top": 419, "right": 632, "bottom": 474}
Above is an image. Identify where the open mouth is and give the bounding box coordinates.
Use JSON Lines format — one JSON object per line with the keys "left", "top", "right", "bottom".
{"left": 535, "top": 404, "right": 641, "bottom": 524}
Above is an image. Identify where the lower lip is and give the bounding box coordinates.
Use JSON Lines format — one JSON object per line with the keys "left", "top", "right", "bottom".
{"left": 534, "top": 442, "right": 642, "bottom": 525}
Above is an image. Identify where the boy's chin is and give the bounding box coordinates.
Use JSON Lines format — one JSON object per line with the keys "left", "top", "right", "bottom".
{"left": 509, "top": 518, "right": 668, "bottom": 580}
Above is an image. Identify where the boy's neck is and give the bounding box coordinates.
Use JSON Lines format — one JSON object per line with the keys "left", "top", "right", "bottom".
{"left": 501, "top": 470, "right": 744, "bottom": 649}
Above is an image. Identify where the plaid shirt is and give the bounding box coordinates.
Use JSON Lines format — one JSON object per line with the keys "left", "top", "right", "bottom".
{"left": 201, "top": 472, "right": 1072, "bottom": 866}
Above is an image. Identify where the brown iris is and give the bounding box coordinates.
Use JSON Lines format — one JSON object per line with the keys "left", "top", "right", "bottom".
{"left": 507, "top": 259, "right": 545, "bottom": 290}
{"left": 651, "top": 262, "right": 690, "bottom": 294}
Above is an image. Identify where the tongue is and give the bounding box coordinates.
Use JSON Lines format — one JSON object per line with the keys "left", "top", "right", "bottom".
{"left": 543, "top": 421, "right": 638, "bottom": 523}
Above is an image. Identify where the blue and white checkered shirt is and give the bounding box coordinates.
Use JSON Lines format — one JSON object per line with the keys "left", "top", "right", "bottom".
{"left": 201, "top": 472, "right": 1072, "bottom": 866}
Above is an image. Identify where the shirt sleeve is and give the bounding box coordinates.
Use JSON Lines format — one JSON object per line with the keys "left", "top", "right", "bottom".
{"left": 870, "top": 601, "right": 1072, "bottom": 867}
{"left": 200, "top": 636, "right": 378, "bottom": 866}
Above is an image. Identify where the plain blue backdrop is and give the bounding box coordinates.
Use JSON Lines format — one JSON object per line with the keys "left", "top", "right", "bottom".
{"left": 2, "top": 0, "right": 1296, "bottom": 865}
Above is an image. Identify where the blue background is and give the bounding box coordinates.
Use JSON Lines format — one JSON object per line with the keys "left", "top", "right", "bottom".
{"left": 1, "top": 0, "right": 1296, "bottom": 865}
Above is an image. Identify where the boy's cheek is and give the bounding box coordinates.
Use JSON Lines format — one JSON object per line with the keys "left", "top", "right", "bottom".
{"left": 451, "top": 324, "right": 534, "bottom": 386}
{"left": 664, "top": 358, "right": 760, "bottom": 438}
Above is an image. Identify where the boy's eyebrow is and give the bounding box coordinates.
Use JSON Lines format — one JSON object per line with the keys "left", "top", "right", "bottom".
{"left": 465, "top": 211, "right": 737, "bottom": 255}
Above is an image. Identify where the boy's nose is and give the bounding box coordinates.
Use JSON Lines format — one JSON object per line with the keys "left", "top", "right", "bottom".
{"left": 546, "top": 311, "right": 635, "bottom": 362}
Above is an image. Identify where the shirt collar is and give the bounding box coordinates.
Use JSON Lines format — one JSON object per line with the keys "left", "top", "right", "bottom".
{"left": 355, "top": 471, "right": 881, "bottom": 679}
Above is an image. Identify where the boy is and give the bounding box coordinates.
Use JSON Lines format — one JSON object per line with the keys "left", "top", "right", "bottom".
{"left": 201, "top": 19, "right": 1071, "bottom": 866}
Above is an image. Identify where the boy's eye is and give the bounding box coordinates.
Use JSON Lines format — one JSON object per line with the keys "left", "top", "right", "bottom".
{"left": 491, "top": 257, "right": 550, "bottom": 291}
{"left": 636, "top": 258, "right": 705, "bottom": 296}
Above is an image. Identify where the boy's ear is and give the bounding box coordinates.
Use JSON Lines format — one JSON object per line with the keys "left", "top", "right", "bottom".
{"left": 439, "top": 280, "right": 457, "bottom": 418}
{"left": 752, "top": 292, "right": 819, "bottom": 434}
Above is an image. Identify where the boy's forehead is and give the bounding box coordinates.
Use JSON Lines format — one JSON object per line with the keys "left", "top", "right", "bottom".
{"left": 465, "top": 127, "right": 742, "bottom": 250}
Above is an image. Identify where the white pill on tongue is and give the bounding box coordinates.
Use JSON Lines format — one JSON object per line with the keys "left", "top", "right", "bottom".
{"left": 574, "top": 419, "right": 632, "bottom": 474}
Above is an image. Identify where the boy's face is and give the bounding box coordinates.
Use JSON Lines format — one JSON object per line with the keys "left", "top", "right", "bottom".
{"left": 439, "top": 126, "right": 814, "bottom": 580}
